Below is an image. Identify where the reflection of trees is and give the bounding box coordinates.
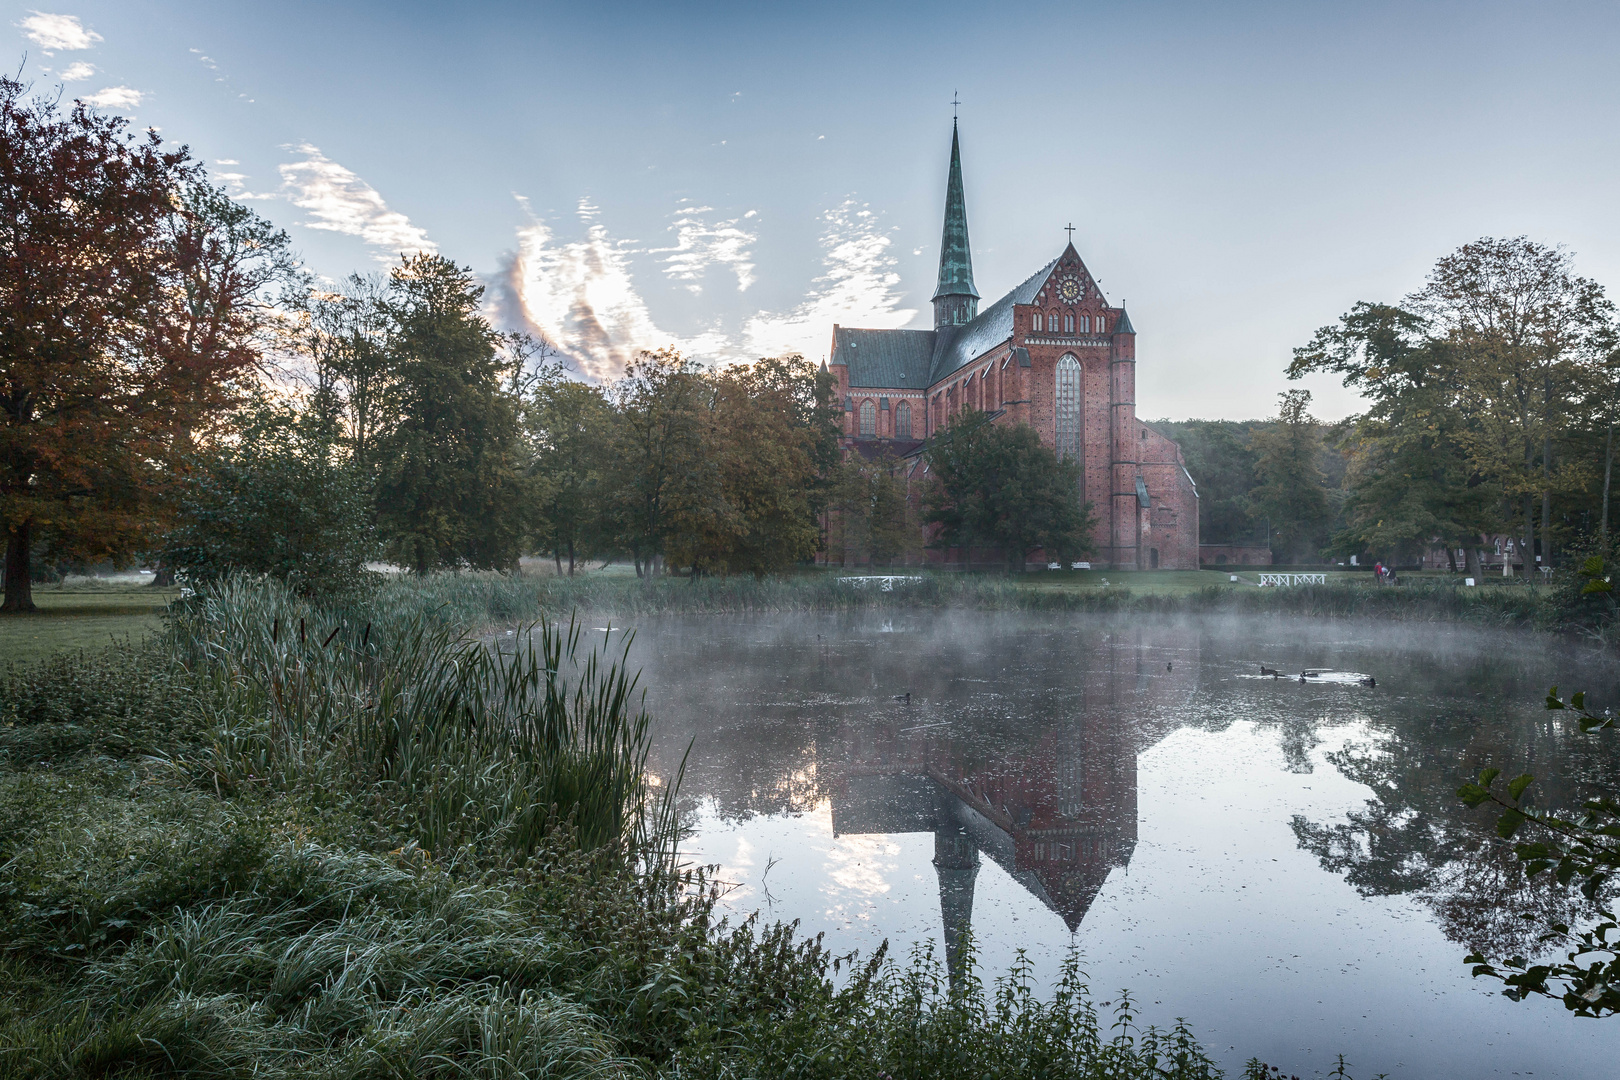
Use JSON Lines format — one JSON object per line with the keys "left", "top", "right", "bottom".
{"left": 1294, "top": 716, "right": 1619, "bottom": 958}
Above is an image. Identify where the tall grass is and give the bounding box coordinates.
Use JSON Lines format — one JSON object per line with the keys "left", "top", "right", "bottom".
{"left": 168, "top": 576, "right": 671, "bottom": 862}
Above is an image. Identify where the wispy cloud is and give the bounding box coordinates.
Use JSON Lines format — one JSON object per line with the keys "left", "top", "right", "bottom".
{"left": 500, "top": 196, "right": 917, "bottom": 380}
{"left": 79, "top": 85, "right": 142, "bottom": 109}
{"left": 57, "top": 60, "right": 93, "bottom": 81}
{"left": 501, "top": 197, "right": 689, "bottom": 382}
{"left": 17, "top": 11, "right": 99, "bottom": 53}
{"left": 651, "top": 201, "right": 757, "bottom": 294}
{"left": 742, "top": 201, "right": 916, "bottom": 358}
{"left": 276, "top": 144, "right": 435, "bottom": 260}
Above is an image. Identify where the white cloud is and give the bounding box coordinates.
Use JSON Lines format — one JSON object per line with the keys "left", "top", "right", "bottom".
{"left": 651, "top": 201, "right": 757, "bottom": 294}
{"left": 57, "top": 60, "right": 93, "bottom": 81}
{"left": 276, "top": 144, "right": 434, "bottom": 260}
{"left": 79, "top": 86, "right": 142, "bottom": 109}
{"left": 742, "top": 200, "right": 917, "bottom": 358}
{"left": 17, "top": 11, "right": 100, "bottom": 52}
{"left": 500, "top": 196, "right": 917, "bottom": 380}
{"left": 502, "top": 197, "right": 693, "bottom": 382}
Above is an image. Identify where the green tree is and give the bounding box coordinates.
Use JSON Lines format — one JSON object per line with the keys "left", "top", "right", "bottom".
{"left": 372, "top": 254, "right": 531, "bottom": 573}
{"left": 603, "top": 348, "right": 709, "bottom": 578}
{"left": 304, "top": 272, "right": 396, "bottom": 484}
{"left": 665, "top": 356, "right": 826, "bottom": 577}
{"left": 525, "top": 368, "right": 614, "bottom": 575}
{"left": 160, "top": 401, "right": 376, "bottom": 599}
{"left": 1149, "top": 420, "right": 1267, "bottom": 547}
{"left": 1413, "top": 238, "right": 1613, "bottom": 577}
{"left": 924, "top": 409, "right": 1094, "bottom": 572}
{"left": 1247, "top": 390, "right": 1332, "bottom": 562}
{"left": 1290, "top": 303, "right": 1492, "bottom": 570}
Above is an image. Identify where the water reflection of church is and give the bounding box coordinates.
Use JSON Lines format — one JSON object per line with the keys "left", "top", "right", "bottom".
{"left": 823, "top": 632, "right": 1192, "bottom": 975}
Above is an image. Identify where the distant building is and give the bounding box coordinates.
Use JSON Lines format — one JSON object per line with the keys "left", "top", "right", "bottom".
{"left": 825, "top": 121, "right": 1200, "bottom": 570}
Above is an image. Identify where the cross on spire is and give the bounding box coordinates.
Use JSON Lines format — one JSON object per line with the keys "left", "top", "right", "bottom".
{"left": 1064, "top": 223, "right": 1076, "bottom": 242}
{"left": 951, "top": 90, "right": 961, "bottom": 121}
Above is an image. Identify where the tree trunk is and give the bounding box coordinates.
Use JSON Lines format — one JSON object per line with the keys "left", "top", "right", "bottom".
{"left": 150, "top": 564, "right": 175, "bottom": 587}
{"left": 1603, "top": 422, "right": 1613, "bottom": 547}
{"left": 1541, "top": 433, "right": 1554, "bottom": 572}
{"left": 567, "top": 540, "right": 576, "bottom": 577}
{"left": 1446, "top": 545, "right": 1458, "bottom": 574}
{"left": 2, "top": 521, "right": 36, "bottom": 612}
{"left": 1465, "top": 542, "right": 1483, "bottom": 581}
{"left": 1523, "top": 493, "right": 1536, "bottom": 583}
{"left": 554, "top": 551, "right": 563, "bottom": 576}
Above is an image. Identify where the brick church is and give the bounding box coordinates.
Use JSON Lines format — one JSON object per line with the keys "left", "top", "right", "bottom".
{"left": 826, "top": 122, "right": 1200, "bottom": 570}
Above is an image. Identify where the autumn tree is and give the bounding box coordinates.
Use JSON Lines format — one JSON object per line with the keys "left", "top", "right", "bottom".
{"left": 666, "top": 356, "right": 824, "bottom": 576}
{"left": 924, "top": 408, "right": 1094, "bottom": 572}
{"left": 371, "top": 254, "right": 532, "bottom": 573}
{"left": 1, "top": 80, "right": 292, "bottom": 611}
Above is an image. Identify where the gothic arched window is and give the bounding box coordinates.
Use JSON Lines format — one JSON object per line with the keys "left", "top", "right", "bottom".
{"left": 1050, "top": 310, "right": 1062, "bottom": 332}
{"left": 1096, "top": 314, "right": 1107, "bottom": 334}
{"left": 859, "top": 399, "right": 876, "bottom": 438}
{"left": 1032, "top": 311, "right": 1043, "bottom": 332}
{"left": 1055, "top": 354, "right": 1082, "bottom": 461}
{"left": 1079, "top": 314, "right": 1090, "bottom": 334}
{"left": 1064, "top": 313, "right": 1075, "bottom": 334}
{"left": 897, "top": 400, "right": 912, "bottom": 440}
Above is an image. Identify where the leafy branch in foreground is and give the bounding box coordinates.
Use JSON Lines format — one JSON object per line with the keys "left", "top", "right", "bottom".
{"left": 1456, "top": 687, "right": 1620, "bottom": 1015}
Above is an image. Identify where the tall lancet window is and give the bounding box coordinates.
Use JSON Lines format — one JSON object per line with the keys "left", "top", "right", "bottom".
{"left": 896, "top": 401, "right": 912, "bottom": 440}
{"left": 1055, "top": 355, "right": 1082, "bottom": 461}
{"left": 859, "top": 400, "right": 876, "bottom": 438}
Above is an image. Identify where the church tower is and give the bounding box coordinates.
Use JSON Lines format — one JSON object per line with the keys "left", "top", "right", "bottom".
{"left": 931, "top": 122, "right": 980, "bottom": 330}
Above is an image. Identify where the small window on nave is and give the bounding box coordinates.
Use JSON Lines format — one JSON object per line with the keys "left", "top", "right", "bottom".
{"left": 1050, "top": 310, "right": 1062, "bottom": 331}
{"left": 896, "top": 400, "right": 912, "bottom": 440}
{"left": 1063, "top": 314, "right": 1074, "bottom": 334}
{"left": 1079, "top": 315, "right": 1090, "bottom": 334}
{"left": 1031, "top": 312, "right": 1043, "bottom": 332}
{"left": 1096, "top": 314, "right": 1106, "bottom": 333}
{"left": 859, "top": 399, "right": 876, "bottom": 438}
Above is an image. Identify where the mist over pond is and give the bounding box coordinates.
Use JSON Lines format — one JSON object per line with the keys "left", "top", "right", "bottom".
{"left": 626, "top": 612, "right": 1620, "bottom": 1079}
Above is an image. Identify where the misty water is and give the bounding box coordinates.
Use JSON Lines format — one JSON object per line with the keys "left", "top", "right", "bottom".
{"left": 625, "top": 612, "right": 1620, "bottom": 1078}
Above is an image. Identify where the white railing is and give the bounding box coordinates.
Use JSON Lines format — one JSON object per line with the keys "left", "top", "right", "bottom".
{"left": 837, "top": 575, "right": 925, "bottom": 591}
{"left": 1257, "top": 572, "right": 1326, "bottom": 587}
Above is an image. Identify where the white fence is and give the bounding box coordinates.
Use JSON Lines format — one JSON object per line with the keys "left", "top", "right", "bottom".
{"left": 837, "top": 576, "right": 924, "bottom": 592}
{"left": 1257, "top": 572, "right": 1326, "bottom": 587}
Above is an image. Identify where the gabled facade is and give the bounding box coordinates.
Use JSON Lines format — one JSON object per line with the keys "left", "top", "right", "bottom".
{"left": 826, "top": 121, "right": 1200, "bottom": 570}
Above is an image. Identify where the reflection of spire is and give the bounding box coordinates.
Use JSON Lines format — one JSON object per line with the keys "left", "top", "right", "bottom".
{"left": 934, "top": 817, "right": 980, "bottom": 989}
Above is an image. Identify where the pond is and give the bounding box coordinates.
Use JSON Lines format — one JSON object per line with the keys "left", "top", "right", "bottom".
{"left": 626, "top": 612, "right": 1620, "bottom": 1078}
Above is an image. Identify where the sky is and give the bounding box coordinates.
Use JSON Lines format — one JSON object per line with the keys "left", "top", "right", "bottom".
{"left": 7, "top": 0, "right": 1620, "bottom": 420}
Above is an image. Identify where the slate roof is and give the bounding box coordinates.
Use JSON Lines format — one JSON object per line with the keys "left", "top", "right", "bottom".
{"left": 929, "top": 258, "right": 1059, "bottom": 383}
{"left": 1114, "top": 307, "right": 1135, "bottom": 334}
{"left": 832, "top": 327, "right": 937, "bottom": 388}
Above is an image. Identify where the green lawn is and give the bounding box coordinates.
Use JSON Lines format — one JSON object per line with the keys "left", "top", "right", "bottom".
{"left": 0, "top": 581, "right": 178, "bottom": 667}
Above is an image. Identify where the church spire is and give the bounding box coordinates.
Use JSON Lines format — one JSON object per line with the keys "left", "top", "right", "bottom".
{"left": 932, "top": 120, "right": 979, "bottom": 330}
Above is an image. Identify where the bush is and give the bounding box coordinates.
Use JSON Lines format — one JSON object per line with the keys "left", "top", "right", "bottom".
{"left": 159, "top": 407, "right": 377, "bottom": 601}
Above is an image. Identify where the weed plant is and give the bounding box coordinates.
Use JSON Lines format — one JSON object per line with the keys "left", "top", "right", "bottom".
{"left": 0, "top": 577, "right": 1238, "bottom": 1078}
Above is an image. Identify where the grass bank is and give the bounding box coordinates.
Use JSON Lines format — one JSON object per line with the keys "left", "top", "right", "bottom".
{"left": 0, "top": 580, "right": 179, "bottom": 666}
{"left": 371, "top": 568, "right": 1554, "bottom": 635}
{"left": 1, "top": 577, "right": 1250, "bottom": 1079}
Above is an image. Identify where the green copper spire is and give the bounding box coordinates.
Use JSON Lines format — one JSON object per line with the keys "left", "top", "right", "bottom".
{"left": 932, "top": 121, "right": 979, "bottom": 330}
